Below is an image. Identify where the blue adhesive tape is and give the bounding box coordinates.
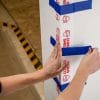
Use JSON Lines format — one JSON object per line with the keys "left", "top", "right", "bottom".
{"left": 53, "top": 77, "right": 69, "bottom": 91}
{"left": 49, "top": 0, "right": 92, "bottom": 15}
{"left": 50, "top": 36, "right": 91, "bottom": 56}
{"left": 50, "top": 36, "right": 56, "bottom": 46}
{"left": 53, "top": 77, "right": 61, "bottom": 89}
{"left": 74, "top": 0, "right": 92, "bottom": 12}
{"left": 62, "top": 46, "right": 91, "bottom": 56}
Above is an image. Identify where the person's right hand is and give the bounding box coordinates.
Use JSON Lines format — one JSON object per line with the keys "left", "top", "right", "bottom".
{"left": 77, "top": 48, "right": 100, "bottom": 76}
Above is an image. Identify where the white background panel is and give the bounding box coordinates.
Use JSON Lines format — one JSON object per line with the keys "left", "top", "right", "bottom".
{"left": 39, "top": 0, "right": 100, "bottom": 100}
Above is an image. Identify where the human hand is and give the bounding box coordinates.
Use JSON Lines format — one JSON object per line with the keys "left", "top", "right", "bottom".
{"left": 77, "top": 48, "right": 100, "bottom": 76}
{"left": 43, "top": 41, "right": 69, "bottom": 78}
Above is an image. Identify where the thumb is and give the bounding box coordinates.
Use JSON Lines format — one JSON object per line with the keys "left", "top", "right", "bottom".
{"left": 86, "top": 47, "right": 93, "bottom": 55}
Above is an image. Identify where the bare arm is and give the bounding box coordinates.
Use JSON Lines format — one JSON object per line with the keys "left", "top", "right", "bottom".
{"left": 57, "top": 48, "right": 100, "bottom": 100}
{"left": 57, "top": 70, "right": 88, "bottom": 100}
{"left": 0, "top": 41, "right": 65, "bottom": 95}
{"left": 0, "top": 69, "right": 47, "bottom": 95}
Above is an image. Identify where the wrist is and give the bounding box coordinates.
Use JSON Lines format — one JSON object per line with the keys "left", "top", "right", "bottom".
{"left": 76, "top": 67, "right": 89, "bottom": 80}
{"left": 39, "top": 68, "right": 50, "bottom": 80}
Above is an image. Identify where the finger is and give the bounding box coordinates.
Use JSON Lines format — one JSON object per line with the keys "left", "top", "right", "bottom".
{"left": 53, "top": 35, "right": 61, "bottom": 58}
{"left": 88, "top": 47, "right": 93, "bottom": 53}
{"left": 55, "top": 42, "right": 61, "bottom": 58}
{"left": 56, "top": 35, "right": 60, "bottom": 45}
{"left": 50, "top": 44, "right": 58, "bottom": 58}
{"left": 50, "top": 39, "right": 61, "bottom": 59}
{"left": 86, "top": 47, "right": 93, "bottom": 55}
{"left": 92, "top": 48, "right": 99, "bottom": 55}
{"left": 56, "top": 51, "right": 62, "bottom": 68}
{"left": 92, "top": 48, "right": 98, "bottom": 52}
{"left": 56, "top": 61, "right": 69, "bottom": 73}
{"left": 56, "top": 43, "right": 61, "bottom": 59}
{"left": 86, "top": 48, "right": 98, "bottom": 57}
{"left": 56, "top": 65, "right": 67, "bottom": 74}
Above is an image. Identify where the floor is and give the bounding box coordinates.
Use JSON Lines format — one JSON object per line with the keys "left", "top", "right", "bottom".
{"left": 0, "top": 0, "right": 44, "bottom": 100}
{"left": 0, "top": 30, "right": 41, "bottom": 100}
{"left": 1, "top": 0, "right": 42, "bottom": 61}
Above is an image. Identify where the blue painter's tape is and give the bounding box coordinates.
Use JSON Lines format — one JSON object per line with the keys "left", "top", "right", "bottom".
{"left": 50, "top": 36, "right": 91, "bottom": 56}
{"left": 50, "top": 36, "right": 56, "bottom": 46}
{"left": 53, "top": 77, "right": 61, "bottom": 89}
{"left": 60, "top": 83, "right": 69, "bottom": 91}
{"left": 49, "top": 0, "right": 92, "bottom": 15}
{"left": 62, "top": 46, "right": 91, "bottom": 56}
{"left": 53, "top": 77, "right": 69, "bottom": 91}
{"left": 74, "top": 0, "right": 92, "bottom": 12}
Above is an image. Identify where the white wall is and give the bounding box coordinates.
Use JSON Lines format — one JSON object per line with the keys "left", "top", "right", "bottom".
{"left": 39, "top": 0, "right": 100, "bottom": 100}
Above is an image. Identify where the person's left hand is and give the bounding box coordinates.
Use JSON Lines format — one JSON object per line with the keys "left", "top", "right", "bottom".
{"left": 43, "top": 41, "right": 69, "bottom": 78}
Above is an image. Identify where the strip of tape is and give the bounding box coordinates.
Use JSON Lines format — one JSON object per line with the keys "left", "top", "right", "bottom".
{"left": 50, "top": 36, "right": 91, "bottom": 56}
{"left": 62, "top": 46, "right": 91, "bottom": 56}
{"left": 53, "top": 77, "right": 69, "bottom": 91}
{"left": 51, "top": 36, "right": 91, "bottom": 91}
{"left": 49, "top": 0, "right": 92, "bottom": 15}
{"left": 3, "top": 22, "right": 42, "bottom": 70}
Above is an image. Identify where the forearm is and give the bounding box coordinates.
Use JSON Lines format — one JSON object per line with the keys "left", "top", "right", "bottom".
{"left": 57, "top": 69, "right": 88, "bottom": 100}
{"left": 0, "top": 69, "right": 47, "bottom": 95}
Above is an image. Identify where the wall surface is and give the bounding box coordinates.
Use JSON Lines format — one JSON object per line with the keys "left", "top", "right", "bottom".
{"left": 40, "top": 0, "right": 100, "bottom": 100}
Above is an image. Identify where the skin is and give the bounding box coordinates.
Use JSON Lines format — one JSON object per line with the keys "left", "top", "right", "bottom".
{"left": 57, "top": 48, "right": 100, "bottom": 100}
{"left": 0, "top": 41, "right": 66, "bottom": 95}
{"left": 0, "top": 39, "right": 100, "bottom": 100}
